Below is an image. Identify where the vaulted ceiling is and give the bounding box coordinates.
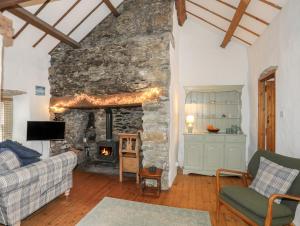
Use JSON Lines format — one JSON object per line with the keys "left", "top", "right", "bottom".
{"left": 1, "top": 0, "right": 123, "bottom": 53}
{"left": 176, "top": 0, "right": 288, "bottom": 47}
{"left": 1, "top": 0, "right": 289, "bottom": 52}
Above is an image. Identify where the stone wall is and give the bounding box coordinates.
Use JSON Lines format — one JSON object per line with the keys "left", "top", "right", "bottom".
{"left": 49, "top": 0, "right": 173, "bottom": 189}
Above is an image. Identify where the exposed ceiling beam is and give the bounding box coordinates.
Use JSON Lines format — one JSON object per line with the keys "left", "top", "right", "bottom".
{"left": 220, "top": 0, "right": 251, "bottom": 48}
{"left": 0, "top": 0, "right": 31, "bottom": 10}
{"left": 175, "top": 0, "right": 187, "bottom": 26}
{"left": 33, "top": 0, "right": 82, "bottom": 48}
{"left": 103, "top": 0, "right": 120, "bottom": 17}
{"left": 8, "top": 6, "right": 80, "bottom": 48}
{"left": 216, "top": 0, "right": 269, "bottom": 26}
{"left": 259, "top": 0, "right": 282, "bottom": 10}
{"left": 187, "top": 11, "right": 251, "bottom": 46}
{"left": 187, "top": 0, "right": 259, "bottom": 37}
{"left": 49, "top": 1, "right": 105, "bottom": 54}
{"left": 13, "top": 0, "right": 51, "bottom": 39}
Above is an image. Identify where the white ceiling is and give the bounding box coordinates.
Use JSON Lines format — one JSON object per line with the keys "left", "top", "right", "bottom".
{"left": 2, "top": 0, "right": 288, "bottom": 52}
{"left": 3, "top": 0, "right": 123, "bottom": 53}
{"left": 186, "top": 0, "right": 289, "bottom": 46}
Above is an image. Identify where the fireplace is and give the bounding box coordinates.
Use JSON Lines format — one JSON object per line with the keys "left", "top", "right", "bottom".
{"left": 97, "top": 108, "right": 118, "bottom": 164}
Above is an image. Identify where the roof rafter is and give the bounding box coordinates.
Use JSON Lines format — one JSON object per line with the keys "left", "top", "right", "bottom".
{"left": 8, "top": 5, "right": 80, "bottom": 48}
{"left": 175, "top": 0, "right": 187, "bottom": 26}
{"left": 103, "top": 0, "right": 120, "bottom": 17}
{"left": 221, "top": 0, "right": 251, "bottom": 48}
{"left": 259, "top": 0, "right": 282, "bottom": 10}
{"left": 33, "top": 0, "right": 82, "bottom": 48}
{"left": 0, "top": 0, "right": 31, "bottom": 10}
{"left": 216, "top": 0, "right": 269, "bottom": 26}
{"left": 187, "top": 0, "right": 259, "bottom": 37}
{"left": 13, "top": 0, "right": 51, "bottom": 39}
{"left": 187, "top": 11, "right": 251, "bottom": 46}
{"left": 49, "top": 1, "right": 105, "bottom": 54}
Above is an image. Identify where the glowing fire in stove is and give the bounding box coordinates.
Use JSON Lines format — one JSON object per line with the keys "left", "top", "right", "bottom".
{"left": 101, "top": 148, "right": 111, "bottom": 156}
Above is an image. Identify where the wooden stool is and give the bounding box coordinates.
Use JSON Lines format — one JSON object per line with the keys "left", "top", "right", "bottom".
{"left": 140, "top": 168, "right": 163, "bottom": 197}
{"left": 119, "top": 133, "right": 141, "bottom": 184}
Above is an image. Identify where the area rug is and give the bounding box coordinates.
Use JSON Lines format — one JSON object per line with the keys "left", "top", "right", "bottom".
{"left": 76, "top": 197, "right": 211, "bottom": 226}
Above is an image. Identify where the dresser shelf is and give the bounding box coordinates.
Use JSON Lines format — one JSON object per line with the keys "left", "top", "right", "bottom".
{"left": 184, "top": 86, "right": 246, "bottom": 175}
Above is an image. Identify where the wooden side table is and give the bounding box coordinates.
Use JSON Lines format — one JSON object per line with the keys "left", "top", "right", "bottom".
{"left": 140, "top": 168, "right": 163, "bottom": 197}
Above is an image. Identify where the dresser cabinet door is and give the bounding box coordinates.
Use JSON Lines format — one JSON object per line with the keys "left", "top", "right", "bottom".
{"left": 225, "top": 143, "right": 245, "bottom": 170}
{"left": 203, "top": 143, "right": 224, "bottom": 171}
{"left": 184, "top": 143, "right": 204, "bottom": 169}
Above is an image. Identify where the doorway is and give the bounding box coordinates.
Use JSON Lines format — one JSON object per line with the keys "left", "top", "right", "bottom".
{"left": 258, "top": 67, "right": 276, "bottom": 152}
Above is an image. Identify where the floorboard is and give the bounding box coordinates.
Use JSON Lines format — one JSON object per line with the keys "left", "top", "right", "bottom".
{"left": 10, "top": 169, "right": 248, "bottom": 226}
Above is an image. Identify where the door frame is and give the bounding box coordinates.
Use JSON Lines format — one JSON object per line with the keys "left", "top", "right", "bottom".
{"left": 258, "top": 66, "right": 277, "bottom": 151}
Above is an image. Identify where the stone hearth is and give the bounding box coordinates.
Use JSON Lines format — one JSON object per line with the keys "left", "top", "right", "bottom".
{"left": 49, "top": 0, "right": 173, "bottom": 189}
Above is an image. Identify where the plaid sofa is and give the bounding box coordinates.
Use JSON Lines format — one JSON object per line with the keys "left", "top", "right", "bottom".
{"left": 0, "top": 151, "right": 77, "bottom": 226}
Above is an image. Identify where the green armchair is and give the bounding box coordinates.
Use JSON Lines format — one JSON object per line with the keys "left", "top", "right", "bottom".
{"left": 216, "top": 151, "right": 300, "bottom": 226}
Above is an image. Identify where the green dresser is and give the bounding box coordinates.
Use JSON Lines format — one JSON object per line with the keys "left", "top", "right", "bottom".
{"left": 183, "top": 133, "right": 246, "bottom": 175}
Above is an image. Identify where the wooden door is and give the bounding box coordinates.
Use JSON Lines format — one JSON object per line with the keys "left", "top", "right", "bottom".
{"left": 265, "top": 81, "right": 275, "bottom": 152}
{"left": 258, "top": 67, "right": 276, "bottom": 152}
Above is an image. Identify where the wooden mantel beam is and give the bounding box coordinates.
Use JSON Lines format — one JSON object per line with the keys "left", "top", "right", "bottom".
{"left": 175, "top": 0, "right": 186, "bottom": 26}
{"left": 8, "top": 6, "right": 80, "bottom": 48}
{"left": 103, "top": 0, "right": 120, "bottom": 17}
{"left": 0, "top": 0, "right": 31, "bottom": 10}
{"left": 50, "top": 89, "right": 162, "bottom": 113}
{"left": 221, "top": 0, "right": 251, "bottom": 48}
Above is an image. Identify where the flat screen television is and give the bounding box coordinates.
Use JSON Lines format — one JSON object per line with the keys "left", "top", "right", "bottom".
{"left": 27, "top": 121, "right": 65, "bottom": 141}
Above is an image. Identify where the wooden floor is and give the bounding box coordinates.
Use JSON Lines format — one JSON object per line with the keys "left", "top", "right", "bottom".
{"left": 19, "top": 169, "right": 247, "bottom": 226}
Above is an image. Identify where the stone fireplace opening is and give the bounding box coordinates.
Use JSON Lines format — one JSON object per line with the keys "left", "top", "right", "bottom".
{"left": 51, "top": 105, "right": 144, "bottom": 168}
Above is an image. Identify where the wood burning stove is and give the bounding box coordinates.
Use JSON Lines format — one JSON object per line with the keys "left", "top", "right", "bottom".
{"left": 97, "top": 109, "right": 118, "bottom": 164}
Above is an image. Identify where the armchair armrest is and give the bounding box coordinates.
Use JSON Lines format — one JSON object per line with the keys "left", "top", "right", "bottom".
{"left": 265, "top": 194, "right": 300, "bottom": 226}
{"left": 216, "top": 168, "right": 249, "bottom": 193}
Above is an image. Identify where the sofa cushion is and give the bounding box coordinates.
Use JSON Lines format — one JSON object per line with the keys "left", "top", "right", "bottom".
{"left": 250, "top": 157, "right": 299, "bottom": 204}
{"left": 0, "top": 140, "right": 41, "bottom": 166}
{"left": 220, "top": 186, "right": 292, "bottom": 219}
{"left": 0, "top": 163, "right": 39, "bottom": 193}
{"left": 32, "top": 151, "right": 77, "bottom": 194}
{"left": 0, "top": 150, "right": 21, "bottom": 172}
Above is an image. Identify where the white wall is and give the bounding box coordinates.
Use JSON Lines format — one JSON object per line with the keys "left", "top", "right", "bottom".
{"left": 169, "top": 6, "right": 180, "bottom": 187}
{"left": 0, "top": 35, "right": 2, "bottom": 95}
{"left": 177, "top": 17, "right": 249, "bottom": 166}
{"left": 247, "top": 0, "right": 300, "bottom": 223}
{"left": 2, "top": 42, "right": 51, "bottom": 158}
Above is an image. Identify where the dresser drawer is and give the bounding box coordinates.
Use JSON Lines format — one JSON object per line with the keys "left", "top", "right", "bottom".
{"left": 225, "top": 135, "right": 246, "bottom": 143}
{"left": 204, "top": 135, "right": 225, "bottom": 143}
{"left": 184, "top": 135, "right": 204, "bottom": 144}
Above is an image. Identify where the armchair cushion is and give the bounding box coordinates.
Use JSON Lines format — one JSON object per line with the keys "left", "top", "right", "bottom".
{"left": 249, "top": 157, "right": 299, "bottom": 203}
{"left": 247, "top": 151, "right": 300, "bottom": 217}
{"left": 220, "top": 186, "right": 293, "bottom": 226}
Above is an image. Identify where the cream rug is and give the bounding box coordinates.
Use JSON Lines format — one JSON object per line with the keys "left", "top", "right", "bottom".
{"left": 77, "top": 197, "right": 211, "bottom": 226}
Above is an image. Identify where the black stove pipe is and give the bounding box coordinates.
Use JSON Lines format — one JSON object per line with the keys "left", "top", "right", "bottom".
{"left": 105, "top": 108, "right": 113, "bottom": 140}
